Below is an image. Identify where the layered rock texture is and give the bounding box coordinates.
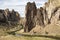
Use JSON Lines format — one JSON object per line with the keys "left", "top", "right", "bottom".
{"left": 0, "top": 9, "right": 20, "bottom": 26}
{"left": 24, "top": 0, "right": 60, "bottom": 34}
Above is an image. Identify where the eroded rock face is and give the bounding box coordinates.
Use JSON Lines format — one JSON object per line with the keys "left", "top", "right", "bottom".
{"left": 0, "top": 9, "right": 20, "bottom": 26}
{"left": 36, "top": 7, "right": 44, "bottom": 26}
{"left": 25, "top": 0, "right": 60, "bottom": 34}
{"left": 24, "top": 2, "right": 50, "bottom": 32}
{"left": 24, "top": 2, "right": 37, "bottom": 32}
{"left": 24, "top": 1, "right": 49, "bottom": 32}
{"left": 45, "top": 0, "right": 60, "bottom": 24}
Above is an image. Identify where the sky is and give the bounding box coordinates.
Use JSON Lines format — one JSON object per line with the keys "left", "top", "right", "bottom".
{"left": 0, "top": 0, "right": 48, "bottom": 17}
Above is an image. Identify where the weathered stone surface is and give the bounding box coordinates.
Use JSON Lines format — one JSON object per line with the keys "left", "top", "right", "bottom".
{"left": 24, "top": 2, "right": 37, "bottom": 32}
{"left": 44, "top": 0, "right": 60, "bottom": 24}
{"left": 36, "top": 7, "right": 44, "bottom": 26}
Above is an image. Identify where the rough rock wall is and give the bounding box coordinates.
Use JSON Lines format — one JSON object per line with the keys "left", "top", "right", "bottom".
{"left": 45, "top": 0, "right": 60, "bottom": 24}
{"left": 36, "top": 7, "right": 45, "bottom": 26}
{"left": 24, "top": 2, "right": 37, "bottom": 32}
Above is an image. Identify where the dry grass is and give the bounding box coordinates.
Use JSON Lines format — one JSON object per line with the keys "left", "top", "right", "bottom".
{"left": 0, "top": 35, "right": 58, "bottom": 40}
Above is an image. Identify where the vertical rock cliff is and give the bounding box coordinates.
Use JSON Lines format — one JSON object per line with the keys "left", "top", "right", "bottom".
{"left": 24, "top": 2, "right": 37, "bottom": 32}
{"left": 25, "top": 0, "right": 60, "bottom": 34}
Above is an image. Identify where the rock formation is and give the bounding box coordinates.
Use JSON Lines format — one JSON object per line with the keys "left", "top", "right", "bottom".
{"left": 24, "top": 2, "right": 49, "bottom": 32}
{"left": 0, "top": 9, "right": 20, "bottom": 26}
{"left": 24, "top": 0, "right": 60, "bottom": 34}
{"left": 45, "top": 0, "right": 60, "bottom": 24}
{"left": 36, "top": 7, "right": 44, "bottom": 26}
{"left": 0, "top": 9, "right": 6, "bottom": 23}
{"left": 24, "top": 2, "right": 37, "bottom": 32}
